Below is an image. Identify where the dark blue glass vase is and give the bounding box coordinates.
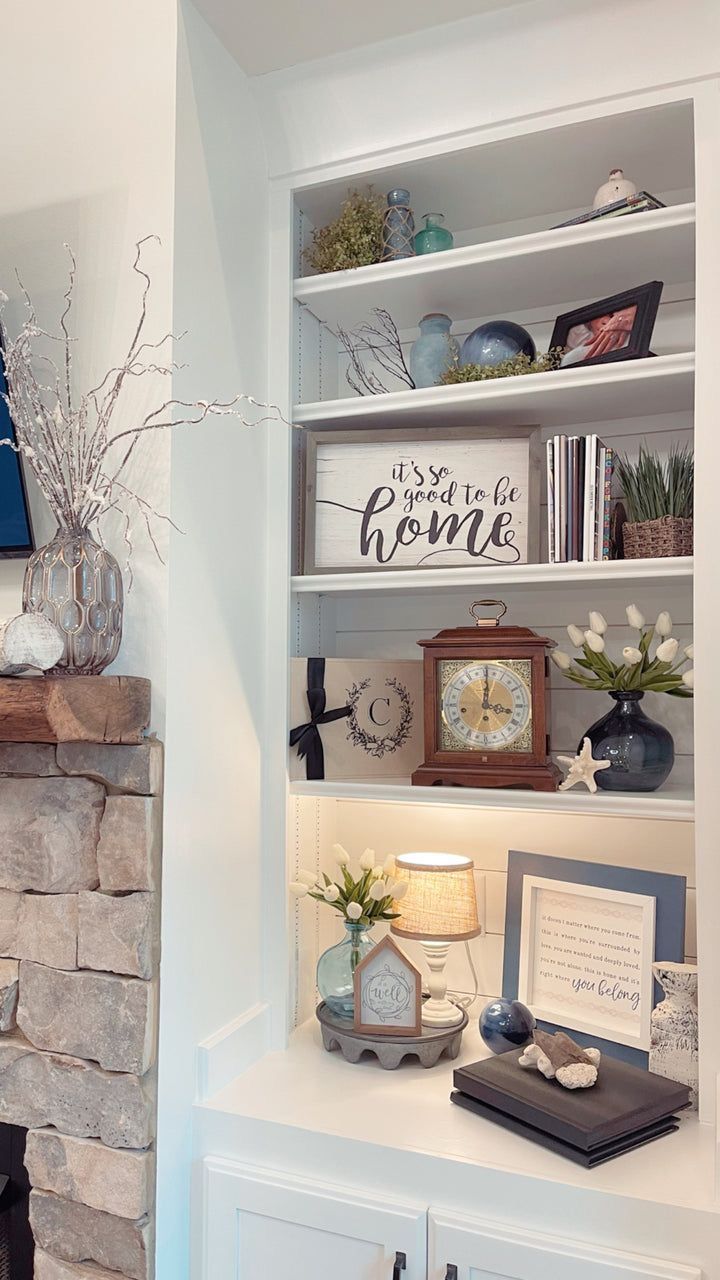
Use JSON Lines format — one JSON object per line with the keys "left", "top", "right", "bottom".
{"left": 583, "top": 691, "right": 674, "bottom": 793}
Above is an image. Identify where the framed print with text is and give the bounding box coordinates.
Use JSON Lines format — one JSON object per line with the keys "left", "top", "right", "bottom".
{"left": 502, "top": 851, "right": 686, "bottom": 1067}
{"left": 353, "top": 937, "right": 422, "bottom": 1037}
{"left": 302, "top": 426, "right": 541, "bottom": 574}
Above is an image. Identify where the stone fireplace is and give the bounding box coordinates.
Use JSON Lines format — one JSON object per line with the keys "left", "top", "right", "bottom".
{"left": 0, "top": 1123, "right": 33, "bottom": 1279}
{"left": 0, "top": 725, "right": 161, "bottom": 1280}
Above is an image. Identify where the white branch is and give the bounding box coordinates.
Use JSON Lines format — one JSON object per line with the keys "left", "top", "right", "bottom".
{"left": 0, "top": 238, "right": 287, "bottom": 576}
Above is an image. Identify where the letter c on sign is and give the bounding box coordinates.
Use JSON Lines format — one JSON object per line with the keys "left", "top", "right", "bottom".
{"left": 368, "top": 697, "right": 391, "bottom": 726}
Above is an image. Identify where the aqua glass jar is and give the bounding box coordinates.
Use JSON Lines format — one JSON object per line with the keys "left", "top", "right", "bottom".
{"left": 317, "top": 922, "right": 375, "bottom": 1019}
{"left": 414, "top": 213, "right": 454, "bottom": 255}
{"left": 409, "top": 313, "right": 459, "bottom": 388}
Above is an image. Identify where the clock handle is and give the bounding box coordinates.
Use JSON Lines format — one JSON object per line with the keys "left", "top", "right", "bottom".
{"left": 469, "top": 599, "right": 507, "bottom": 627}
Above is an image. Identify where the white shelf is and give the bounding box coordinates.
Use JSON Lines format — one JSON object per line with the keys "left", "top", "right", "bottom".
{"left": 293, "top": 352, "right": 694, "bottom": 431}
{"left": 289, "top": 776, "right": 694, "bottom": 821}
{"left": 294, "top": 203, "right": 696, "bottom": 330}
{"left": 199, "top": 1018, "right": 716, "bottom": 1212}
{"left": 292, "top": 555, "right": 693, "bottom": 596}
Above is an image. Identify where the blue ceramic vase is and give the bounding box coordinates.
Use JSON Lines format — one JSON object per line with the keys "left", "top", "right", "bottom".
{"left": 479, "top": 998, "right": 535, "bottom": 1054}
{"left": 460, "top": 320, "right": 535, "bottom": 368}
{"left": 409, "top": 313, "right": 459, "bottom": 388}
{"left": 381, "top": 189, "right": 415, "bottom": 261}
{"left": 582, "top": 691, "right": 674, "bottom": 792}
{"left": 316, "top": 922, "right": 375, "bottom": 1019}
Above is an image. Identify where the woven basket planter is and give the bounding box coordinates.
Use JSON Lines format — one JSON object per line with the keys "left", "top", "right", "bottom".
{"left": 623, "top": 515, "right": 693, "bottom": 559}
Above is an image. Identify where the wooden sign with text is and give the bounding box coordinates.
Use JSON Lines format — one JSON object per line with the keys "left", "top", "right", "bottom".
{"left": 303, "top": 426, "right": 541, "bottom": 574}
{"left": 354, "top": 936, "right": 422, "bottom": 1036}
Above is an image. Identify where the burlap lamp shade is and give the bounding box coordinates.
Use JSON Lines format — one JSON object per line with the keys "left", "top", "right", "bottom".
{"left": 390, "top": 852, "right": 480, "bottom": 941}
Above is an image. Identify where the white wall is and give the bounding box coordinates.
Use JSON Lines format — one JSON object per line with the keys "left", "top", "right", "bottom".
{"left": 0, "top": 2, "right": 177, "bottom": 726}
{"left": 157, "top": 5, "right": 271, "bottom": 1278}
{"left": 252, "top": 0, "right": 720, "bottom": 179}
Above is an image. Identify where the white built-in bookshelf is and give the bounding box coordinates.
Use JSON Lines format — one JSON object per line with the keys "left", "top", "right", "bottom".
{"left": 256, "top": 84, "right": 719, "bottom": 1199}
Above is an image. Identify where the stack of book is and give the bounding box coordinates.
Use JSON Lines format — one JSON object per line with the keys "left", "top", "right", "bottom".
{"left": 452, "top": 1049, "right": 690, "bottom": 1167}
{"left": 546, "top": 434, "right": 613, "bottom": 563}
{"left": 553, "top": 191, "right": 665, "bottom": 229}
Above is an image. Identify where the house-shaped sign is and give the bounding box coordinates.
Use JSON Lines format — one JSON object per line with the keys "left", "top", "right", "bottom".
{"left": 353, "top": 936, "right": 422, "bottom": 1037}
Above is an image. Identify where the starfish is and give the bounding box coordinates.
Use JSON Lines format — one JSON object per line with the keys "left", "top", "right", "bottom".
{"left": 558, "top": 737, "right": 611, "bottom": 793}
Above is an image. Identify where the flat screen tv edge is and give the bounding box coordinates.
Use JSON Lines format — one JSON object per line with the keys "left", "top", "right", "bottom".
{"left": 0, "top": 343, "right": 35, "bottom": 558}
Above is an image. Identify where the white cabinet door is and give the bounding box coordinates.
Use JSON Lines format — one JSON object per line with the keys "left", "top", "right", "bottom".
{"left": 202, "top": 1157, "right": 426, "bottom": 1280}
{"left": 428, "top": 1210, "right": 702, "bottom": 1280}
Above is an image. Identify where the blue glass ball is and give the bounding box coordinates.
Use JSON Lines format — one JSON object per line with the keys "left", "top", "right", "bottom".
{"left": 460, "top": 321, "right": 536, "bottom": 368}
{"left": 479, "top": 998, "right": 535, "bottom": 1054}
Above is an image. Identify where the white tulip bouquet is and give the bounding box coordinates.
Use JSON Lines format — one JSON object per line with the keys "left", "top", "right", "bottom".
{"left": 551, "top": 605, "right": 693, "bottom": 697}
{"left": 289, "top": 844, "right": 408, "bottom": 925}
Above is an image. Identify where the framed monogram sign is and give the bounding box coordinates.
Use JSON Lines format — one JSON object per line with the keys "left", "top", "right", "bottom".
{"left": 289, "top": 658, "right": 423, "bottom": 781}
{"left": 302, "top": 426, "right": 541, "bottom": 574}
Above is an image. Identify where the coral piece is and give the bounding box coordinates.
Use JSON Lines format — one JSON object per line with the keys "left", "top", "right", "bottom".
{"left": 518, "top": 1029, "right": 601, "bottom": 1089}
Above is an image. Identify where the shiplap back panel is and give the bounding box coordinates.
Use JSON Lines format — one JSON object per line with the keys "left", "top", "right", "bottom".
{"left": 315, "top": 579, "right": 694, "bottom": 773}
{"left": 296, "top": 290, "right": 693, "bottom": 405}
{"left": 314, "top": 798, "right": 697, "bottom": 1006}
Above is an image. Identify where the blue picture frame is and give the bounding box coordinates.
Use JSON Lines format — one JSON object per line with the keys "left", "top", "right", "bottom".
{"left": 502, "top": 850, "right": 686, "bottom": 1068}
{"left": 0, "top": 344, "right": 34, "bottom": 558}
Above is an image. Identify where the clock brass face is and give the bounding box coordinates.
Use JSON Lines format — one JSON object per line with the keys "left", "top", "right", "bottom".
{"left": 439, "top": 659, "right": 533, "bottom": 752}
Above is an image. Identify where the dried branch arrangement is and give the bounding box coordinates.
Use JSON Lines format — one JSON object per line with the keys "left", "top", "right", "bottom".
{"left": 336, "top": 308, "right": 415, "bottom": 396}
{"left": 0, "top": 237, "right": 283, "bottom": 573}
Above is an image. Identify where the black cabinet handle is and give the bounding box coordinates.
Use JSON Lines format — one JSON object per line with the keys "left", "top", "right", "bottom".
{"left": 393, "top": 1252, "right": 407, "bottom": 1279}
{"left": 445, "top": 1267, "right": 458, "bottom": 1280}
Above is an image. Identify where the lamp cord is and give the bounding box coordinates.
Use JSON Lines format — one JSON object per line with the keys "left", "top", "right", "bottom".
{"left": 448, "top": 941, "right": 480, "bottom": 1011}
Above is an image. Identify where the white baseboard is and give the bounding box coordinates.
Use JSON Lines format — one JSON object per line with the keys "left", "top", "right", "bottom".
{"left": 197, "top": 1001, "right": 271, "bottom": 1100}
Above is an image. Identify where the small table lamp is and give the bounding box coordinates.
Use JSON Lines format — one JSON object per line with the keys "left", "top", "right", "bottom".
{"left": 390, "top": 852, "right": 480, "bottom": 1027}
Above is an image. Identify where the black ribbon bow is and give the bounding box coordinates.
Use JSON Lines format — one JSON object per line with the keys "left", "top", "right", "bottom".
{"left": 289, "top": 657, "right": 351, "bottom": 780}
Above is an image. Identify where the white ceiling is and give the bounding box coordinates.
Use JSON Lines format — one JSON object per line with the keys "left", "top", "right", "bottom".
{"left": 192, "top": 0, "right": 533, "bottom": 77}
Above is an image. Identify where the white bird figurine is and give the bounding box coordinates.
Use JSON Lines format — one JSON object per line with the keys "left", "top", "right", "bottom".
{"left": 593, "top": 168, "right": 638, "bottom": 211}
{"left": 558, "top": 737, "right": 611, "bottom": 793}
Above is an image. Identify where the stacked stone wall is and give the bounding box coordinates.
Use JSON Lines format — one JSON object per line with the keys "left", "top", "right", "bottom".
{"left": 0, "top": 740, "right": 162, "bottom": 1280}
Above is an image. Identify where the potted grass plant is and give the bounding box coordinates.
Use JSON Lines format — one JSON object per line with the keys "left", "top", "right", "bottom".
{"left": 616, "top": 443, "right": 693, "bottom": 559}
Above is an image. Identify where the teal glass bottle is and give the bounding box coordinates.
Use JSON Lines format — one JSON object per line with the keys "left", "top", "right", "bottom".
{"left": 316, "top": 922, "right": 375, "bottom": 1019}
{"left": 414, "top": 212, "right": 454, "bottom": 255}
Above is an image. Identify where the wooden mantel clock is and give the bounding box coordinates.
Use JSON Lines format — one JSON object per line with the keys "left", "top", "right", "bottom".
{"left": 412, "top": 599, "right": 561, "bottom": 792}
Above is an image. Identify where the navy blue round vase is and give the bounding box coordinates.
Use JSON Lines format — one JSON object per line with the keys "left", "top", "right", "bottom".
{"left": 460, "top": 321, "right": 536, "bottom": 368}
{"left": 583, "top": 691, "right": 674, "bottom": 793}
{"left": 479, "top": 998, "right": 535, "bottom": 1054}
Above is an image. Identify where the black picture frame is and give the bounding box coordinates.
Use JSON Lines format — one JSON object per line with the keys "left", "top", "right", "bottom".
{"left": 550, "top": 281, "right": 663, "bottom": 370}
{"left": 0, "top": 334, "right": 34, "bottom": 558}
